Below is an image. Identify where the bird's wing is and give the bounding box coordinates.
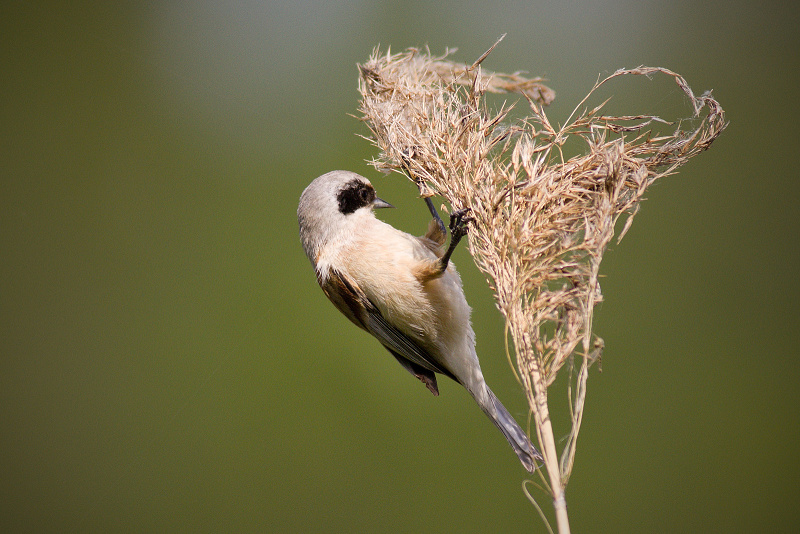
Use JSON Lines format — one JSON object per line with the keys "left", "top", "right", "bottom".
{"left": 320, "top": 269, "right": 456, "bottom": 389}
{"left": 385, "top": 347, "right": 440, "bottom": 396}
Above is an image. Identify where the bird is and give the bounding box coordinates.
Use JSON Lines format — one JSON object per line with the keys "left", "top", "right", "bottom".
{"left": 297, "top": 170, "right": 542, "bottom": 471}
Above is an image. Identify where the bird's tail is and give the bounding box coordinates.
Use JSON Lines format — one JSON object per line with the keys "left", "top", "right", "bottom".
{"left": 482, "top": 388, "right": 543, "bottom": 472}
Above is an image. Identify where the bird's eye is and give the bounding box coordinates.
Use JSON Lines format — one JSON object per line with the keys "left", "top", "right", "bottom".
{"left": 360, "top": 188, "right": 370, "bottom": 201}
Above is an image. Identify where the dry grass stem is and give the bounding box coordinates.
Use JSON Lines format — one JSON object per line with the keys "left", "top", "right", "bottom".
{"left": 357, "top": 41, "right": 726, "bottom": 532}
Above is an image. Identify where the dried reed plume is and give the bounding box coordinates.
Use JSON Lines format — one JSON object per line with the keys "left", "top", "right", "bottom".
{"left": 357, "top": 37, "right": 726, "bottom": 533}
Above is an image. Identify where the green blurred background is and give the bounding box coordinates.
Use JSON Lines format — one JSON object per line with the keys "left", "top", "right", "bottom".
{"left": 2, "top": 1, "right": 798, "bottom": 532}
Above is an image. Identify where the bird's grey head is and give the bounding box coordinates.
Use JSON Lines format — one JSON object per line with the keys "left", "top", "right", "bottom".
{"left": 297, "top": 170, "right": 392, "bottom": 264}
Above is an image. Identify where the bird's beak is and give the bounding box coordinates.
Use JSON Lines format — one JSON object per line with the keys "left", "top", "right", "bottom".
{"left": 373, "top": 197, "right": 395, "bottom": 209}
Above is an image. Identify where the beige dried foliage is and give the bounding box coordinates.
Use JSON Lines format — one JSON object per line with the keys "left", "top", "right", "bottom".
{"left": 357, "top": 40, "right": 725, "bottom": 528}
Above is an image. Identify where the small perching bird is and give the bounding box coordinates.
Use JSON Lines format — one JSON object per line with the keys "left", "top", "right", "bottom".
{"left": 297, "top": 170, "right": 542, "bottom": 471}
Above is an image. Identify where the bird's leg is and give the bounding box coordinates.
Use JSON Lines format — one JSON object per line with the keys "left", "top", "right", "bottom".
{"left": 438, "top": 208, "right": 472, "bottom": 272}
{"left": 421, "top": 197, "right": 447, "bottom": 246}
{"left": 425, "top": 197, "right": 447, "bottom": 237}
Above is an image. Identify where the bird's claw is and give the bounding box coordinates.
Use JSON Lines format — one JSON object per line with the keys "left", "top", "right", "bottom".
{"left": 448, "top": 208, "right": 472, "bottom": 239}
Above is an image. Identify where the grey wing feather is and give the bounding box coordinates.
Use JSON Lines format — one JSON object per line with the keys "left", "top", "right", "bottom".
{"left": 385, "top": 348, "right": 441, "bottom": 396}
{"left": 365, "top": 309, "right": 455, "bottom": 381}
{"left": 323, "top": 269, "right": 456, "bottom": 385}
